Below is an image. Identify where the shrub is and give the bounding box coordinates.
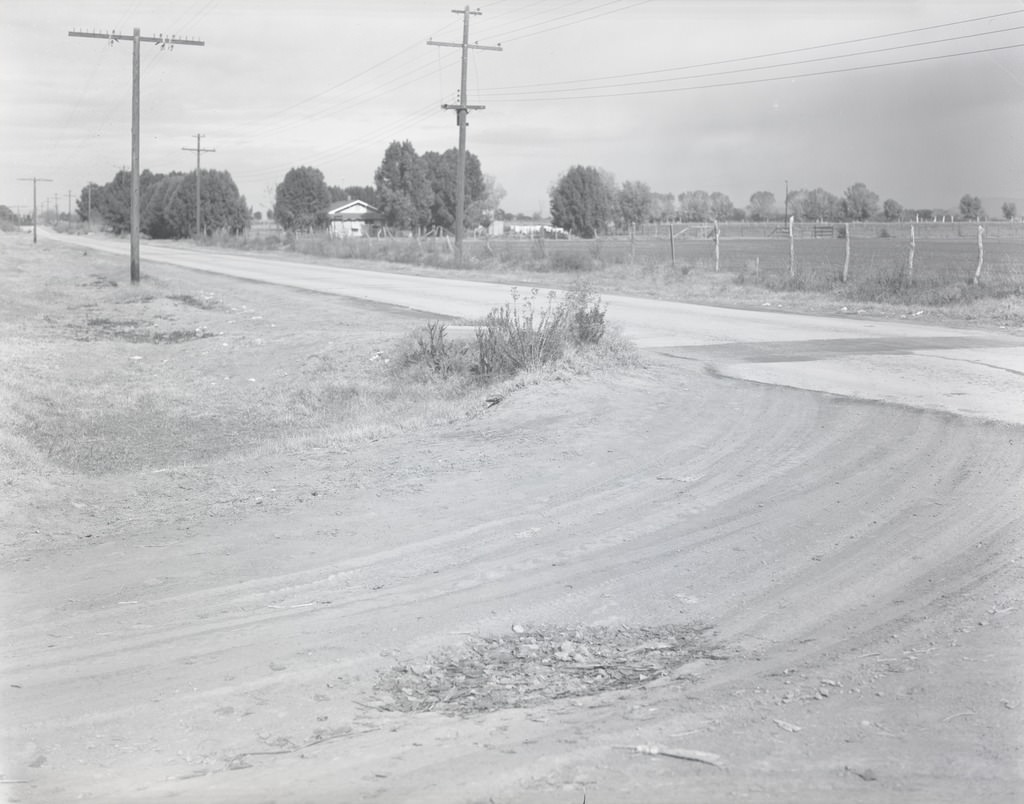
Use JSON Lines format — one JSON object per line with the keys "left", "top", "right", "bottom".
{"left": 400, "top": 320, "right": 472, "bottom": 378}
{"left": 475, "top": 288, "right": 568, "bottom": 375}
{"left": 564, "top": 284, "right": 607, "bottom": 344}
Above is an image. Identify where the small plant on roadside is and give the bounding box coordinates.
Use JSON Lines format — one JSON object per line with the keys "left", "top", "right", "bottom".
{"left": 401, "top": 320, "right": 472, "bottom": 378}
{"left": 564, "top": 283, "right": 607, "bottom": 344}
{"left": 475, "top": 287, "right": 568, "bottom": 375}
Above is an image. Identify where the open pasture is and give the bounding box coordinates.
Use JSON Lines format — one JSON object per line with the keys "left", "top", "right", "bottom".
{"left": 466, "top": 228, "right": 1024, "bottom": 293}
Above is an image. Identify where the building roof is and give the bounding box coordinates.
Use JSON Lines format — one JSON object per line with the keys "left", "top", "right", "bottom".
{"left": 327, "top": 200, "right": 382, "bottom": 220}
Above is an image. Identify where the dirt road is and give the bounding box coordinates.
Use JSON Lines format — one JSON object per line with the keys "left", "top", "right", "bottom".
{"left": 3, "top": 237, "right": 1023, "bottom": 803}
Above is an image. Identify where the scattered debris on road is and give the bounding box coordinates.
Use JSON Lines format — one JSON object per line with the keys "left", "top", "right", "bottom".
{"left": 376, "top": 623, "right": 721, "bottom": 715}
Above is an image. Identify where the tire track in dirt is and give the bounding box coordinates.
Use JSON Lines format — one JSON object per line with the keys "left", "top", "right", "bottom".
{"left": 4, "top": 359, "right": 1022, "bottom": 802}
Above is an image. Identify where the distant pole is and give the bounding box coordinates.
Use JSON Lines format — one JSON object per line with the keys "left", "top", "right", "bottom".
{"left": 973, "top": 225, "right": 985, "bottom": 284}
{"left": 784, "top": 179, "right": 789, "bottom": 222}
{"left": 428, "top": 7, "right": 501, "bottom": 267}
{"left": 87, "top": 184, "right": 92, "bottom": 230}
{"left": 788, "top": 215, "right": 795, "bottom": 278}
{"left": 130, "top": 27, "right": 140, "bottom": 281}
{"left": 668, "top": 223, "right": 675, "bottom": 268}
{"left": 70, "top": 28, "right": 205, "bottom": 283}
{"left": 67, "top": 190, "right": 73, "bottom": 223}
{"left": 843, "top": 223, "right": 851, "bottom": 282}
{"left": 182, "top": 133, "right": 215, "bottom": 237}
{"left": 907, "top": 224, "right": 915, "bottom": 284}
{"left": 713, "top": 219, "right": 721, "bottom": 272}
{"left": 18, "top": 176, "right": 52, "bottom": 243}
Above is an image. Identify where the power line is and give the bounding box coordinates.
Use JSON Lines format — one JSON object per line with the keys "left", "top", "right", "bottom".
{"left": 479, "top": 41, "right": 1024, "bottom": 102}
{"left": 480, "top": 23, "right": 1024, "bottom": 98}
{"left": 483, "top": 9, "right": 1024, "bottom": 93}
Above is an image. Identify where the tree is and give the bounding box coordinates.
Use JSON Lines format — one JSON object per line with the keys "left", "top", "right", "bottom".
{"left": 882, "top": 198, "right": 903, "bottom": 221}
{"left": 618, "top": 180, "right": 653, "bottom": 228}
{"left": 678, "top": 190, "right": 711, "bottom": 222}
{"left": 549, "top": 165, "right": 615, "bottom": 238}
{"left": 274, "top": 166, "right": 330, "bottom": 232}
{"left": 649, "top": 192, "right": 677, "bottom": 222}
{"left": 709, "top": 192, "right": 735, "bottom": 221}
{"left": 75, "top": 183, "right": 101, "bottom": 223}
{"left": 958, "top": 194, "right": 984, "bottom": 220}
{"left": 374, "top": 140, "right": 432, "bottom": 230}
{"left": 93, "top": 169, "right": 159, "bottom": 235}
{"left": 841, "top": 182, "right": 879, "bottom": 221}
{"left": 421, "top": 148, "right": 486, "bottom": 231}
{"left": 142, "top": 173, "right": 186, "bottom": 238}
{"left": 1003, "top": 201, "right": 1018, "bottom": 221}
{"left": 797, "top": 187, "right": 839, "bottom": 221}
{"left": 747, "top": 190, "right": 776, "bottom": 222}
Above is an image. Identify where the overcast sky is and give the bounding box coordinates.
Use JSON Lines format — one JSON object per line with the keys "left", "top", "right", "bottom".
{"left": 3, "top": 0, "right": 1022, "bottom": 218}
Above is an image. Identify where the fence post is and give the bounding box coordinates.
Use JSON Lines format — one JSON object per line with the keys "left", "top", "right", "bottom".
{"left": 713, "top": 219, "right": 720, "bottom": 272}
{"left": 973, "top": 225, "right": 984, "bottom": 284}
{"left": 907, "top": 224, "right": 915, "bottom": 284}
{"left": 788, "top": 215, "right": 795, "bottom": 278}
{"left": 843, "top": 223, "right": 850, "bottom": 282}
{"left": 669, "top": 223, "right": 675, "bottom": 269}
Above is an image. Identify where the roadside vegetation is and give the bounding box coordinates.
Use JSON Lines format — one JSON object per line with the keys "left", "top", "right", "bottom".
{"left": 0, "top": 238, "right": 636, "bottom": 488}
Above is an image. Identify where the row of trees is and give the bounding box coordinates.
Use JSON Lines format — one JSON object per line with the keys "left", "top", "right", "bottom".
{"left": 77, "top": 169, "right": 249, "bottom": 237}
{"left": 548, "top": 168, "right": 1008, "bottom": 238}
{"left": 272, "top": 141, "right": 505, "bottom": 234}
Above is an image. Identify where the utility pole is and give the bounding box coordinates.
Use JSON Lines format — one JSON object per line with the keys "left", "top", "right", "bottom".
{"left": 70, "top": 28, "right": 205, "bottom": 283}
{"left": 182, "top": 134, "right": 215, "bottom": 238}
{"left": 428, "top": 7, "right": 501, "bottom": 265}
{"left": 784, "top": 179, "right": 789, "bottom": 222}
{"left": 17, "top": 176, "right": 52, "bottom": 243}
{"left": 67, "top": 190, "right": 73, "bottom": 224}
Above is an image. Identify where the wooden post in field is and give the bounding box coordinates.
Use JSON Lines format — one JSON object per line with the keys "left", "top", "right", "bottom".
{"left": 788, "top": 215, "right": 795, "bottom": 278}
{"left": 842, "top": 223, "right": 850, "bottom": 282}
{"left": 973, "top": 225, "right": 985, "bottom": 284}
{"left": 669, "top": 223, "right": 675, "bottom": 268}
{"left": 713, "top": 219, "right": 720, "bottom": 272}
{"left": 907, "top": 224, "right": 915, "bottom": 284}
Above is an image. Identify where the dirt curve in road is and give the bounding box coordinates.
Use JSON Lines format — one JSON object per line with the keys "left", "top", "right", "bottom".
{"left": 5, "top": 356, "right": 1022, "bottom": 803}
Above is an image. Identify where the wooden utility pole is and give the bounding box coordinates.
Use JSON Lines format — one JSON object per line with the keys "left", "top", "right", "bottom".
{"left": 69, "top": 29, "right": 205, "bottom": 283}
{"left": 17, "top": 176, "right": 52, "bottom": 243}
{"left": 428, "top": 8, "right": 501, "bottom": 266}
{"left": 182, "top": 133, "right": 215, "bottom": 237}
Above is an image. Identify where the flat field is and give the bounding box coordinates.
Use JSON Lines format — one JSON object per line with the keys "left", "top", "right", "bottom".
{"left": 2, "top": 235, "right": 1022, "bottom": 803}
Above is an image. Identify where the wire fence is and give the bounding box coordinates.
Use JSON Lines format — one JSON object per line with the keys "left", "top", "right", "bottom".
{"left": 463, "top": 221, "right": 1024, "bottom": 290}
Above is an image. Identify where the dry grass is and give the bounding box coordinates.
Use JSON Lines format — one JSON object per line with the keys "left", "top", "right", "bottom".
{"left": 0, "top": 236, "right": 636, "bottom": 486}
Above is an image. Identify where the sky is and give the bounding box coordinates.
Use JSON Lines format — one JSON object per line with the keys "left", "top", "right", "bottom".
{"left": 2, "top": 0, "right": 1023, "bottom": 219}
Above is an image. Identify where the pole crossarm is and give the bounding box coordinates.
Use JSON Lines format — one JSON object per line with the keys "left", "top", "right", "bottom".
{"left": 182, "top": 134, "right": 216, "bottom": 237}
{"left": 426, "top": 40, "right": 502, "bottom": 52}
{"left": 70, "top": 25, "right": 204, "bottom": 282}
{"left": 69, "top": 30, "right": 204, "bottom": 47}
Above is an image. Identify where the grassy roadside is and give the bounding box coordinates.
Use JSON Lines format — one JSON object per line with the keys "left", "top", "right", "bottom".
{"left": 0, "top": 235, "right": 634, "bottom": 479}
{"left": 0, "top": 235, "right": 634, "bottom": 554}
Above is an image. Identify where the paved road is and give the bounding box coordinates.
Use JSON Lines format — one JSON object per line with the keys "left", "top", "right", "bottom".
{"left": 43, "top": 230, "right": 1024, "bottom": 425}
